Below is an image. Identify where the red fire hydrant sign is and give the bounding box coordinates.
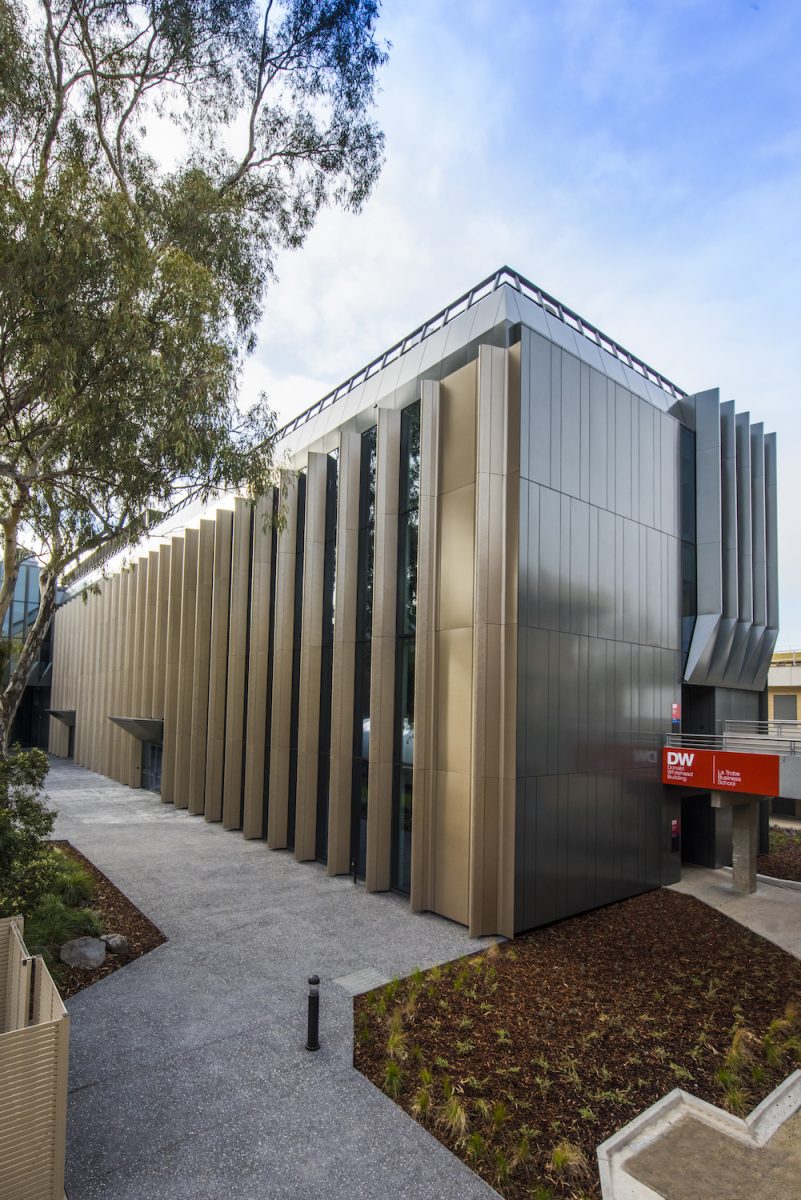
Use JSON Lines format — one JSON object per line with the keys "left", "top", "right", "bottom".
{"left": 662, "top": 747, "right": 779, "bottom": 795}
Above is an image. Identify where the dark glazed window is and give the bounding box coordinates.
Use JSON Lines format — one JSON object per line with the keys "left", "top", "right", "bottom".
{"left": 391, "top": 402, "right": 420, "bottom": 893}
{"left": 680, "top": 425, "right": 697, "bottom": 661}
{"left": 261, "top": 489, "right": 279, "bottom": 837}
{"left": 350, "top": 426, "right": 376, "bottom": 877}
{"left": 315, "top": 453, "right": 338, "bottom": 862}
{"left": 287, "top": 472, "right": 306, "bottom": 849}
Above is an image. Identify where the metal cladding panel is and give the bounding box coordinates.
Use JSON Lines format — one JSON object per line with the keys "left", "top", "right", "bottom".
{"left": 764, "top": 433, "right": 779, "bottom": 644}
{"left": 515, "top": 325, "right": 682, "bottom": 933}
{"left": 683, "top": 398, "right": 777, "bottom": 690}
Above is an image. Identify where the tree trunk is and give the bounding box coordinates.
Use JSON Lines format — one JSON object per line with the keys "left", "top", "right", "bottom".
{"left": 0, "top": 572, "right": 57, "bottom": 755}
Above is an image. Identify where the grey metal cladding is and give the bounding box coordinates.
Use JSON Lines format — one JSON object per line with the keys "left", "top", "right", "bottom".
{"left": 683, "top": 398, "right": 777, "bottom": 690}
{"left": 684, "top": 390, "right": 723, "bottom": 683}
{"left": 516, "top": 326, "right": 681, "bottom": 933}
{"left": 728, "top": 412, "right": 753, "bottom": 681}
{"left": 740, "top": 422, "right": 775, "bottom": 688}
{"left": 765, "top": 433, "right": 779, "bottom": 639}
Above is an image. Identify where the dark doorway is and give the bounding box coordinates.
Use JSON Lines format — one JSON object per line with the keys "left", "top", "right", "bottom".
{"left": 141, "top": 741, "right": 163, "bottom": 794}
{"left": 680, "top": 794, "right": 732, "bottom": 868}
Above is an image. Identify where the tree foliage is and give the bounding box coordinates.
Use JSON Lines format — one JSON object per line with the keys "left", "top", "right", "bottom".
{"left": 0, "top": 0, "right": 387, "bottom": 744}
{"left": 0, "top": 745, "right": 54, "bottom": 914}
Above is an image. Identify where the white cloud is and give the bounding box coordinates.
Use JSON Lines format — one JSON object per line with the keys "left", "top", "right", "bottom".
{"left": 244, "top": 0, "right": 801, "bottom": 643}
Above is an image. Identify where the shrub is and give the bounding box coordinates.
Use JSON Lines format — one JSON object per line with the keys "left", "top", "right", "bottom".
{"left": 24, "top": 893, "right": 103, "bottom": 969}
{"left": 49, "top": 851, "right": 94, "bottom": 906}
{"left": 0, "top": 747, "right": 54, "bottom": 916}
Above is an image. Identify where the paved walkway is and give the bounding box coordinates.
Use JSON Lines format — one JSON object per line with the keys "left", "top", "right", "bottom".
{"left": 670, "top": 864, "right": 801, "bottom": 959}
{"left": 47, "top": 759, "right": 499, "bottom": 1200}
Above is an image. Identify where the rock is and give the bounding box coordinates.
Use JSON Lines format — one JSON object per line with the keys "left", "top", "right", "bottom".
{"left": 102, "top": 933, "right": 129, "bottom": 955}
{"left": 60, "top": 936, "right": 106, "bottom": 969}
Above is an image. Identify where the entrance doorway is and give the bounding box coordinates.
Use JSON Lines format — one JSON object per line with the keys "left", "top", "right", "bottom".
{"left": 141, "top": 741, "right": 163, "bottom": 794}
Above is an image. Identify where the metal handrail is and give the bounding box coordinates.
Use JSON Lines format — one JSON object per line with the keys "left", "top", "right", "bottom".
{"left": 274, "top": 265, "right": 688, "bottom": 442}
{"left": 724, "top": 719, "right": 801, "bottom": 736}
{"left": 666, "top": 732, "right": 801, "bottom": 756}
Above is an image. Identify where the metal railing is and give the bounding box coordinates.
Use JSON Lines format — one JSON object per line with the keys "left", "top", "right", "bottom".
{"left": 724, "top": 719, "right": 801, "bottom": 738}
{"left": 0, "top": 916, "right": 69, "bottom": 1200}
{"left": 666, "top": 732, "right": 801, "bottom": 757}
{"left": 276, "top": 265, "right": 688, "bottom": 442}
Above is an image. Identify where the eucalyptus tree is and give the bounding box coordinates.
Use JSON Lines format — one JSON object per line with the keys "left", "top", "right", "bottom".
{"left": 0, "top": 0, "right": 386, "bottom": 749}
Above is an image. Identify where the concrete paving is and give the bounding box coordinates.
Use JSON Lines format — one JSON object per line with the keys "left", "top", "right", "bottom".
{"left": 626, "top": 1110, "right": 801, "bottom": 1200}
{"left": 670, "top": 864, "right": 801, "bottom": 959}
{"left": 46, "top": 759, "right": 499, "bottom": 1200}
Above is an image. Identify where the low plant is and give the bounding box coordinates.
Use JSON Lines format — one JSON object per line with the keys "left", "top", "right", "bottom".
{"left": 386, "top": 1008, "right": 408, "bottom": 1061}
{"left": 24, "top": 893, "right": 103, "bottom": 969}
{"left": 54, "top": 858, "right": 93, "bottom": 905}
{"left": 493, "top": 1147, "right": 511, "bottom": 1186}
{"left": 717, "top": 1008, "right": 801, "bottom": 1115}
{"left": 464, "top": 1131, "right": 486, "bottom": 1162}
{"left": 490, "top": 1100, "right": 508, "bottom": 1133}
{"left": 548, "top": 1139, "right": 590, "bottom": 1182}
{"left": 383, "top": 1059, "right": 403, "bottom": 1098}
{"left": 411, "top": 1068, "right": 433, "bottom": 1119}
{"left": 438, "top": 1090, "right": 469, "bottom": 1139}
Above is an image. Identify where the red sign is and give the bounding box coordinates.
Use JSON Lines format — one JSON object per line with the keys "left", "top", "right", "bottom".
{"left": 662, "top": 748, "right": 779, "bottom": 796}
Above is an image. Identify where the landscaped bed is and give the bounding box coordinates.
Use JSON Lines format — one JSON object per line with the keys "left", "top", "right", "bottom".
{"left": 354, "top": 889, "right": 801, "bottom": 1200}
{"left": 758, "top": 824, "right": 801, "bottom": 883}
{"left": 51, "top": 841, "right": 166, "bottom": 999}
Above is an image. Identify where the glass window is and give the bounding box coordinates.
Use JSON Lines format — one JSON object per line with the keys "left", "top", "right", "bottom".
{"left": 350, "top": 428, "right": 376, "bottom": 877}
{"left": 315, "top": 454, "right": 338, "bottom": 863}
{"left": 287, "top": 473, "right": 306, "bottom": 850}
{"left": 391, "top": 402, "right": 420, "bottom": 893}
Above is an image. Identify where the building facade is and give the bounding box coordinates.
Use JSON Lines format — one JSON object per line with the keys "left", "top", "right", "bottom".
{"left": 2, "top": 557, "right": 61, "bottom": 749}
{"left": 48, "top": 268, "right": 779, "bottom": 936}
{"left": 768, "top": 651, "right": 801, "bottom": 723}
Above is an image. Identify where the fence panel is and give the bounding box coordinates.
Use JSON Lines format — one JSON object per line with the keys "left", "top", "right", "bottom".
{"left": 0, "top": 917, "right": 69, "bottom": 1200}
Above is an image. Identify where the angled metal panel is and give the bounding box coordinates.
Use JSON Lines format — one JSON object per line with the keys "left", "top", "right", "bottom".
{"left": 741, "top": 423, "right": 767, "bottom": 686}
{"left": 684, "top": 390, "right": 722, "bottom": 683}
{"left": 765, "top": 432, "right": 779, "bottom": 639}
{"left": 728, "top": 412, "right": 753, "bottom": 680}
{"left": 708, "top": 401, "right": 738, "bottom": 681}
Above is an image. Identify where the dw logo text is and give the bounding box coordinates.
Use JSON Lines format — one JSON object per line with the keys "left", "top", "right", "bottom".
{"left": 667, "top": 751, "right": 695, "bottom": 767}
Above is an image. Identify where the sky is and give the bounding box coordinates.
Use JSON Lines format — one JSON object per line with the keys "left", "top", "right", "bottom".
{"left": 238, "top": 0, "right": 801, "bottom": 644}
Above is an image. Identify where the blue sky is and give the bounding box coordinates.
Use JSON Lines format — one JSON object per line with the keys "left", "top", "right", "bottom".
{"left": 245, "top": 0, "right": 801, "bottom": 643}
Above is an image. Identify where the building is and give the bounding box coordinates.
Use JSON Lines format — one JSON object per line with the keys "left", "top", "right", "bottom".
{"left": 1, "top": 556, "right": 61, "bottom": 749}
{"left": 768, "top": 651, "right": 801, "bottom": 723}
{"left": 764, "top": 652, "right": 801, "bottom": 818}
{"left": 48, "top": 267, "right": 779, "bottom": 937}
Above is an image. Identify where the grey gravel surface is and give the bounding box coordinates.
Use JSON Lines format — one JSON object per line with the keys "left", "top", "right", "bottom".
{"left": 48, "top": 758, "right": 499, "bottom": 1200}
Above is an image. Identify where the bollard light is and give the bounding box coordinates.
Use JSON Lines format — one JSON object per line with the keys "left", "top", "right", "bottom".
{"left": 306, "top": 974, "right": 320, "bottom": 1052}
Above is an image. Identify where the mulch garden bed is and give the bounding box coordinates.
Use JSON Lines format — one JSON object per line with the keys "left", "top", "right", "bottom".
{"left": 51, "top": 841, "right": 166, "bottom": 999}
{"left": 758, "top": 824, "right": 801, "bottom": 883}
{"left": 354, "top": 889, "right": 801, "bottom": 1200}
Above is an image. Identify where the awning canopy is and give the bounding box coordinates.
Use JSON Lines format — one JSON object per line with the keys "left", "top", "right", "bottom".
{"left": 108, "top": 716, "right": 164, "bottom": 743}
{"left": 45, "top": 709, "right": 76, "bottom": 727}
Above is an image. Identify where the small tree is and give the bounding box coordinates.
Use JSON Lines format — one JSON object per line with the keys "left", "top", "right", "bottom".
{"left": 0, "top": 0, "right": 387, "bottom": 749}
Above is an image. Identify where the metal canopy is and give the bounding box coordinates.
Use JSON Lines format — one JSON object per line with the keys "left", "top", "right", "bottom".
{"left": 45, "top": 709, "right": 76, "bottom": 727}
{"left": 108, "top": 716, "right": 164, "bottom": 743}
